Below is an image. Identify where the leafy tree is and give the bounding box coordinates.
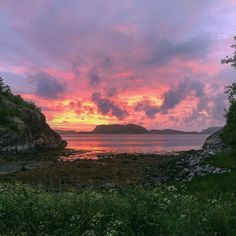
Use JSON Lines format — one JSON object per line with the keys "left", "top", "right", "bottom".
{"left": 0, "top": 77, "right": 11, "bottom": 94}
{"left": 224, "top": 82, "right": 236, "bottom": 104}
{"left": 221, "top": 36, "right": 236, "bottom": 146}
{"left": 0, "top": 77, "right": 4, "bottom": 91}
{"left": 221, "top": 36, "right": 236, "bottom": 68}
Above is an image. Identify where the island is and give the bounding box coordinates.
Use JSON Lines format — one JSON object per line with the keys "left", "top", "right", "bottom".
{"left": 91, "top": 124, "right": 148, "bottom": 134}
{"left": 57, "top": 124, "right": 222, "bottom": 135}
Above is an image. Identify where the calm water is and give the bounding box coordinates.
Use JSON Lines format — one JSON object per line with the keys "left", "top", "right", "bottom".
{"left": 62, "top": 134, "right": 209, "bottom": 153}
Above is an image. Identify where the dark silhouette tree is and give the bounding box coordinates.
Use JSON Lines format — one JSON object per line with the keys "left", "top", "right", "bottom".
{"left": 0, "top": 77, "right": 4, "bottom": 91}
{"left": 0, "top": 77, "right": 11, "bottom": 94}
{"left": 221, "top": 36, "right": 236, "bottom": 68}
{"left": 221, "top": 36, "right": 236, "bottom": 146}
{"left": 225, "top": 83, "right": 236, "bottom": 104}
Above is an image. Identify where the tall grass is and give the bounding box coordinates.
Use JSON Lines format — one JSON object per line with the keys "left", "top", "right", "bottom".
{"left": 0, "top": 183, "right": 236, "bottom": 235}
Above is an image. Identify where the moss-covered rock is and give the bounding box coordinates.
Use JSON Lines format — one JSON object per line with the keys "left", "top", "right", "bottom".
{"left": 0, "top": 88, "right": 66, "bottom": 153}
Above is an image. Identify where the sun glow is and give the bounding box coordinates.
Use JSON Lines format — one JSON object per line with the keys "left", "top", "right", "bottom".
{"left": 49, "top": 110, "right": 110, "bottom": 131}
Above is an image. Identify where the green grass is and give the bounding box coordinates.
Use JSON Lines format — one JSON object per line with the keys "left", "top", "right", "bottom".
{"left": 188, "top": 149, "right": 236, "bottom": 197}
{"left": 0, "top": 92, "right": 41, "bottom": 131}
{"left": 1, "top": 183, "right": 236, "bottom": 236}
{"left": 1, "top": 150, "right": 236, "bottom": 235}
{"left": 204, "top": 149, "right": 236, "bottom": 169}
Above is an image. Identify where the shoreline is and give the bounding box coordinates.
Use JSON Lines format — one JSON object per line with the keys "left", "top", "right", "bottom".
{"left": 0, "top": 145, "right": 230, "bottom": 189}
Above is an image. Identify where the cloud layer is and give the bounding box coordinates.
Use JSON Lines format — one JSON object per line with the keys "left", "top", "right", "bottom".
{"left": 0, "top": 0, "right": 235, "bottom": 131}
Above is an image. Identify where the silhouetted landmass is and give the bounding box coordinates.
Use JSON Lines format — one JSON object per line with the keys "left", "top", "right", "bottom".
{"left": 149, "top": 129, "right": 199, "bottom": 134}
{"left": 58, "top": 125, "right": 223, "bottom": 135}
{"left": 149, "top": 127, "right": 222, "bottom": 134}
{"left": 56, "top": 130, "right": 80, "bottom": 135}
{"left": 92, "top": 124, "right": 148, "bottom": 134}
{"left": 200, "top": 127, "right": 222, "bottom": 134}
{"left": 56, "top": 130, "right": 92, "bottom": 135}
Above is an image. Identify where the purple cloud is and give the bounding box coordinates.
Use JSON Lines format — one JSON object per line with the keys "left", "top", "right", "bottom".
{"left": 92, "top": 92, "right": 128, "bottom": 119}
{"left": 28, "top": 71, "right": 65, "bottom": 99}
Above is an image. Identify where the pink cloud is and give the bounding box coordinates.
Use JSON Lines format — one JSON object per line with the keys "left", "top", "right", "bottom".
{"left": 0, "top": 0, "right": 235, "bottom": 131}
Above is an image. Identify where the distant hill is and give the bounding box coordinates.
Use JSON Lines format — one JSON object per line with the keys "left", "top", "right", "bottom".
{"left": 149, "top": 127, "right": 222, "bottom": 134}
{"left": 148, "top": 129, "right": 198, "bottom": 134}
{"left": 57, "top": 125, "right": 223, "bottom": 135}
{"left": 56, "top": 130, "right": 80, "bottom": 135}
{"left": 92, "top": 124, "right": 148, "bottom": 134}
{"left": 200, "top": 127, "right": 222, "bottom": 134}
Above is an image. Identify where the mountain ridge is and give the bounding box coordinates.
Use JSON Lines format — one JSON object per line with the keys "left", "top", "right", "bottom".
{"left": 57, "top": 124, "right": 222, "bottom": 135}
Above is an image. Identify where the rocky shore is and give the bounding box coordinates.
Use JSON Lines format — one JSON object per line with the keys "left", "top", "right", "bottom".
{"left": 0, "top": 126, "right": 232, "bottom": 188}
{"left": 83, "top": 129, "right": 232, "bottom": 186}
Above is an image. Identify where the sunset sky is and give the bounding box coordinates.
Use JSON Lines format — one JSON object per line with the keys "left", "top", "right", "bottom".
{"left": 0, "top": 0, "right": 236, "bottom": 131}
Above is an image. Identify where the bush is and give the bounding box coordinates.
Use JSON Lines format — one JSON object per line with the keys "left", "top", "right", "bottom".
{"left": 222, "top": 101, "right": 236, "bottom": 146}
{"left": 0, "top": 79, "right": 41, "bottom": 130}
{"left": 221, "top": 36, "right": 236, "bottom": 147}
{"left": 221, "top": 82, "right": 236, "bottom": 147}
{"left": 0, "top": 183, "right": 236, "bottom": 235}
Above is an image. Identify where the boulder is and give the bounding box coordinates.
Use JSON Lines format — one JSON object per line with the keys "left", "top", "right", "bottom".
{"left": 202, "top": 129, "right": 226, "bottom": 151}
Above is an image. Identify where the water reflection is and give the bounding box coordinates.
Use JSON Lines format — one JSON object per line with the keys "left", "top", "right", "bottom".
{"left": 59, "top": 150, "right": 102, "bottom": 161}
{"left": 62, "top": 134, "right": 209, "bottom": 153}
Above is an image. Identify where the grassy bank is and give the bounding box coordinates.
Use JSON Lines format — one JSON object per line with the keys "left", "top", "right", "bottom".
{"left": 1, "top": 183, "right": 236, "bottom": 235}
{"left": 188, "top": 149, "right": 236, "bottom": 197}
{"left": 0, "top": 150, "right": 236, "bottom": 235}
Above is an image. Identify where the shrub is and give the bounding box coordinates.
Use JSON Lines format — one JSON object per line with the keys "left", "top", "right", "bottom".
{"left": 0, "top": 77, "right": 41, "bottom": 130}
{"left": 221, "top": 36, "right": 236, "bottom": 147}
{"left": 0, "top": 183, "right": 236, "bottom": 235}
{"left": 222, "top": 100, "right": 236, "bottom": 146}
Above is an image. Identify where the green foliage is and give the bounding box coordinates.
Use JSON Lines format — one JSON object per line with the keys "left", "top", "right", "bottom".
{"left": 0, "top": 182, "right": 236, "bottom": 235}
{"left": 1, "top": 151, "right": 236, "bottom": 235}
{"left": 222, "top": 100, "right": 236, "bottom": 146}
{"left": 203, "top": 149, "right": 236, "bottom": 169}
{"left": 189, "top": 150, "right": 236, "bottom": 196}
{"left": 0, "top": 77, "right": 4, "bottom": 90}
{"left": 224, "top": 82, "right": 236, "bottom": 103}
{"left": 221, "top": 82, "right": 236, "bottom": 146}
{"left": 221, "top": 36, "right": 236, "bottom": 146}
{"left": 221, "top": 36, "right": 236, "bottom": 68}
{"left": 0, "top": 76, "right": 41, "bottom": 130}
{"left": 0, "top": 77, "right": 12, "bottom": 94}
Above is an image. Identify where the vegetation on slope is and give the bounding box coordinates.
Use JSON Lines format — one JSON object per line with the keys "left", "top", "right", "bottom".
{"left": 221, "top": 36, "right": 236, "bottom": 147}
{"left": 0, "top": 77, "right": 40, "bottom": 131}
{"left": 0, "top": 77, "right": 66, "bottom": 151}
{"left": 221, "top": 86, "right": 236, "bottom": 146}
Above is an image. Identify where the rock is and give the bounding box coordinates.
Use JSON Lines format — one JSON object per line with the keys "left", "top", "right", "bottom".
{"left": 186, "top": 176, "right": 193, "bottom": 182}
{"left": 169, "top": 146, "right": 232, "bottom": 183}
{"left": 21, "top": 166, "right": 28, "bottom": 172}
{"left": 202, "top": 129, "right": 226, "bottom": 151}
{"left": 188, "top": 172, "right": 195, "bottom": 177}
{"left": 194, "top": 166, "right": 203, "bottom": 173}
{"left": 0, "top": 89, "right": 67, "bottom": 153}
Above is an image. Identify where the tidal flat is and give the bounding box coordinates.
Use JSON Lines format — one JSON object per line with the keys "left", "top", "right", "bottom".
{"left": 0, "top": 147, "right": 230, "bottom": 190}
{"left": 0, "top": 149, "right": 178, "bottom": 189}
